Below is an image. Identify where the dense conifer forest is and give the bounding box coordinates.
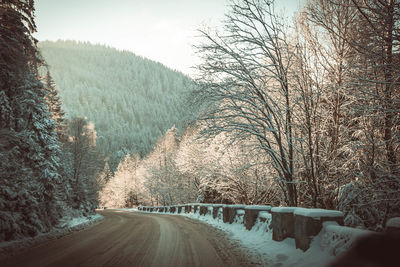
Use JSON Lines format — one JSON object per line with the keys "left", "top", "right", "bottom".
{"left": 39, "top": 40, "right": 194, "bottom": 169}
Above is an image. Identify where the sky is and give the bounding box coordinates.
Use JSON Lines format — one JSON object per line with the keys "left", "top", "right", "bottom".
{"left": 35, "top": 0, "right": 305, "bottom": 77}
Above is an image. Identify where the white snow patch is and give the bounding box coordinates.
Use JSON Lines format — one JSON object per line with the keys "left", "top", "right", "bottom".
{"left": 230, "top": 204, "right": 247, "bottom": 208}
{"left": 245, "top": 205, "right": 272, "bottom": 210}
{"left": 294, "top": 208, "right": 343, "bottom": 219}
{"left": 271, "top": 207, "right": 296, "bottom": 213}
{"left": 123, "top": 208, "right": 138, "bottom": 212}
{"left": 386, "top": 217, "right": 400, "bottom": 228}
{"left": 259, "top": 211, "right": 271, "bottom": 219}
{"left": 66, "top": 214, "right": 104, "bottom": 228}
{"left": 319, "top": 221, "right": 372, "bottom": 256}
{"left": 234, "top": 214, "right": 245, "bottom": 225}
{"left": 236, "top": 209, "right": 245, "bottom": 215}
{"left": 180, "top": 210, "right": 334, "bottom": 266}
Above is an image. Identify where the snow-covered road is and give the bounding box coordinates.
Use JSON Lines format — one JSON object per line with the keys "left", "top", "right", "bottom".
{"left": 0, "top": 210, "right": 257, "bottom": 267}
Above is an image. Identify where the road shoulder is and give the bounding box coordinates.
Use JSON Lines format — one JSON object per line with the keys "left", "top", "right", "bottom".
{"left": 0, "top": 213, "right": 104, "bottom": 261}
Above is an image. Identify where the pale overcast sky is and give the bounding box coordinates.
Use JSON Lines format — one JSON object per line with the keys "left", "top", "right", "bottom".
{"left": 35, "top": 0, "right": 304, "bottom": 77}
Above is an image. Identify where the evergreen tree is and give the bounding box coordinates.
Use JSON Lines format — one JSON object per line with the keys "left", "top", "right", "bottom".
{"left": 43, "top": 68, "right": 67, "bottom": 142}
{"left": 100, "top": 161, "right": 113, "bottom": 183}
{"left": 0, "top": 0, "right": 64, "bottom": 241}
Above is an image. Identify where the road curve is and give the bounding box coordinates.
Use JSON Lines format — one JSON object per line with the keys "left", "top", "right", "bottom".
{"left": 0, "top": 210, "right": 256, "bottom": 267}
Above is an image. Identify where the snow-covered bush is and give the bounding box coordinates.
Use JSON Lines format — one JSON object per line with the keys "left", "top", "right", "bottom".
{"left": 318, "top": 222, "right": 372, "bottom": 256}
{"left": 338, "top": 178, "right": 400, "bottom": 231}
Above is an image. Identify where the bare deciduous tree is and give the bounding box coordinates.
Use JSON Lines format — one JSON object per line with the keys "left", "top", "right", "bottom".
{"left": 194, "top": 0, "right": 298, "bottom": 205}
{"left": 66, "top": 117, "right": 103, "bottom": 209}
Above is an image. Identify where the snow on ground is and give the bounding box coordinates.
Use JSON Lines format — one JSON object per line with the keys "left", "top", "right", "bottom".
{"left": 119, "top": 208, "right": 138, "bottom": 212}
{"left": 65, "top": 213, "right": 104, "bottom": 228}
{"left": 182, "top": 211, "right": 334, "bottom": 267}
{"left": 386, "top": 217, "right": 400, "bottom": 228}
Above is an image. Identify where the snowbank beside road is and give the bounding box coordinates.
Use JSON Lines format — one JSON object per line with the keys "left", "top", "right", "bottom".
{"left": 183, "top": 209, "right": 334, "bottom": 267}
{"left": 59, "top": 213, "right": 104, "bottom": 228}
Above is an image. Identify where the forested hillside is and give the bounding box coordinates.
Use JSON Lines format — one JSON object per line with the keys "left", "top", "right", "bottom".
{"left": 39, "top": 40, "right": 194, "bottom": 169}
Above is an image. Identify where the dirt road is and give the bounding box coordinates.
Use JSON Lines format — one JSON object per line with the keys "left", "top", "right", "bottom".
{"left": 0, "top": 210, "right": 257, "bottom": 267}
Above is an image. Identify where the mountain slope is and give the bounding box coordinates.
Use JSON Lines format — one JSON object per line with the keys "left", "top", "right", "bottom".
{"left": 39, "top": 40, "right": 193, "bottom": 168}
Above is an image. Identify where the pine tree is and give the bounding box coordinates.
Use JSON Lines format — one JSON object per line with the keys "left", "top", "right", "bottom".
{"left": 101, "top": 161, "right": 113, "bottom": 183}
{"left": 43, "top": 69, "right": 67, "bottom": 142}
{"left": 0, "top": 0, "right": 64, "bottom": 241}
